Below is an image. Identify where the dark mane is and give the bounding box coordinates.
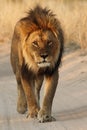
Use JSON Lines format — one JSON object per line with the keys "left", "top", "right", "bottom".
{"left": 20, "top": 5, "right": 64, "bottom": 73}
{"left": 27, "top": 6, "right": 55, "bottom": 29}
{"left": 21, "top": 6, "right": 63, "bottom": 37}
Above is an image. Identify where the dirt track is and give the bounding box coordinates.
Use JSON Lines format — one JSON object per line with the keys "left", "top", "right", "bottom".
{"left": 0, "top": 44, "right": 87, "bottom": 130}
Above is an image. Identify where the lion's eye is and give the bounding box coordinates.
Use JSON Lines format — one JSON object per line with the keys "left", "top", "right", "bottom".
{"left": 48, "top": 41, "right": 53, "bottom": 46}
{"left": 32, "top": 41, "right": 38, "bottom": 47}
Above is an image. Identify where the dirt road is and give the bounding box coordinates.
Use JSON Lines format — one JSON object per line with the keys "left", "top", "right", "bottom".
{"left": 0, "top": 45, "right": 87, "bottom": 130}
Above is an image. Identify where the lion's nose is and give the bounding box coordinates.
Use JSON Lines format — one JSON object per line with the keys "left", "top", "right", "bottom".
{"left": 40, "top": 54, "right": 48, "bottom": 59}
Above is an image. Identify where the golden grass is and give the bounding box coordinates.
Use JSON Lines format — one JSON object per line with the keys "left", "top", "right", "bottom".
{"left": 0, "top": 0, "right": 87, "bottom": 50}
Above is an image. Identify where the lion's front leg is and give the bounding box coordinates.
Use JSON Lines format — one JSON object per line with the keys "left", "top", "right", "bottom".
{"left": 35, "top": 76, "right": 44, "bottom": 107}
{"left": 21, "top": 74, "right": 39, "bottom": 118}
{"left": 38, "top": 71, "right": 58, "bottom": 123}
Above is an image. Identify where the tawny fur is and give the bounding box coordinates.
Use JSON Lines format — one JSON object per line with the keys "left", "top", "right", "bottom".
{"left": 10, "top": 5, "right": 64, "bottom": 123}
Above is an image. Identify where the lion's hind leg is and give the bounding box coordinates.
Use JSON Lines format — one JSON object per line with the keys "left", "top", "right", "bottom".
{"left": 17, "top": 78, "right": 27, "bottom": 114}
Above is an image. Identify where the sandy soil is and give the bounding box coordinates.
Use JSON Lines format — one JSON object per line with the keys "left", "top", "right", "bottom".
{"left": 0, "top": 43, "right": 87, "bottom": 130}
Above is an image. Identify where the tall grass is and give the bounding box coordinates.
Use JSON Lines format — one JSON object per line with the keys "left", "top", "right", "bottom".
{"left": 0, "top": 0, "right": 87, "bottom": 50}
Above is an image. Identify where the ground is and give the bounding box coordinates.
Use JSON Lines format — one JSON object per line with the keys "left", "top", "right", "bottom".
{"left": 0, "top": 43, "right": 87, "bottom": 130}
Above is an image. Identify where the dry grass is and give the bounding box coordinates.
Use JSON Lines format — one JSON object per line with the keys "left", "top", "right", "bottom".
{"left": 0, "top": 0, "right": 87, "bottom": 51}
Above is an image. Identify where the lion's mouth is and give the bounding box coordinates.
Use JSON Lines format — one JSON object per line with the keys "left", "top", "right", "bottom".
{"left": 37, "top": 61, "right": 50, "bottom": 68}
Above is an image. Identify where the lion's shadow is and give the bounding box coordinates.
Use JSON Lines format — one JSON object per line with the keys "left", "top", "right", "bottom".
{"left": 54, "top": 106, "right": 87, "bottom": 121}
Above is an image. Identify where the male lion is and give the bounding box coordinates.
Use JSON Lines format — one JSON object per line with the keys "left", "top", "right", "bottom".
{"left": 10, "top": 5, "right": 64, "bottom": 123}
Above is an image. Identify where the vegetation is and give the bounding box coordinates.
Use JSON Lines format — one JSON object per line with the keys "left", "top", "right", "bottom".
{"left": 0, "top": 0, "right": 87, "bottom": 51}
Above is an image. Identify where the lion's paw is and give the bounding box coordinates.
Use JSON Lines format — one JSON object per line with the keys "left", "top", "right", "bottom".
{"left": 38, "top": 109, "right": 55, "bottom": 123}
{"left": 17, "top": 101, "right": 27, "bottom": 114}
{"left": 27, "top": 108, "right": 39, "bottom": 118}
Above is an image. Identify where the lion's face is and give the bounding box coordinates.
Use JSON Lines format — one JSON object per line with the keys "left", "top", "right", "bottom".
{"left": 23, "top": 30, "right": 60, "bottom": 71}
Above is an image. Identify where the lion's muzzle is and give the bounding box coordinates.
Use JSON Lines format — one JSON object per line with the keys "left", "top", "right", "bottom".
{"left": 37, "top": 62, "right": 50, "bottom": 68}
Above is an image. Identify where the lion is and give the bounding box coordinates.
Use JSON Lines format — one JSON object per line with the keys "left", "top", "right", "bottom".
{"left": 10, "top": 5, "right": 64, "bottom": 123}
